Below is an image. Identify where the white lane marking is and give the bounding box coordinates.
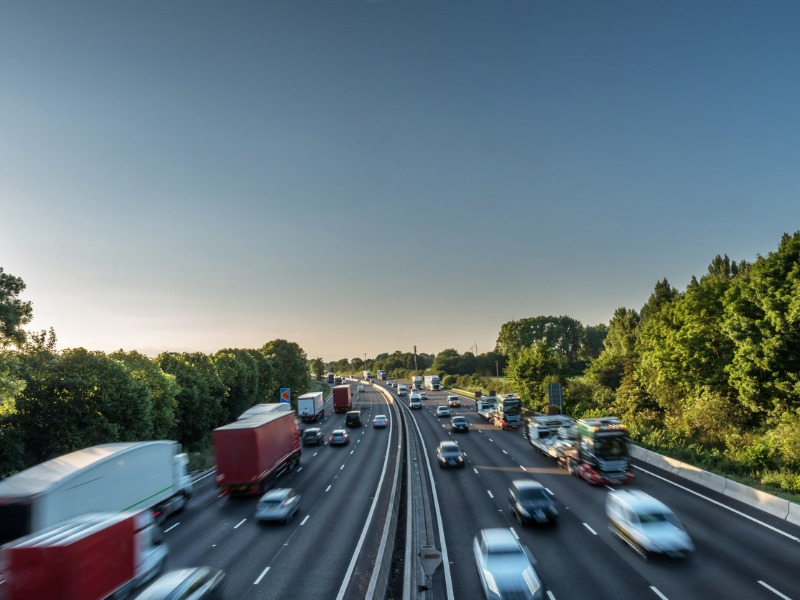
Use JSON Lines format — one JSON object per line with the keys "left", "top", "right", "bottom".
{"left": 234, "top": 518, "right": 246, "bottom": 529}
{"left": 340, "top": 464, "right": 345, "bottom": 470}
{"left": 520, "top": 465, "right": 526, "bottom": 471}
{"left": 254, "top": 566, "right": 270, "bottom": 585}
{"left": 325, "top": 484, "right": 332, "bottom": 492}
{"left": 297, "top": 467, "right": 303, "bottom": 472}
{"left": 650, "top": 586, "right": 669, "bottom": 600}
{"left": 473, "top": 468, "right": 479, "bottom": 474}
{"left": 510, "top": 527, "right": 519, "bottom": 540}
{"left": 300, "top": 515, "right": 310, "bottom": 526}
{"left": 758, "top": 580, "right": 792, "bottom": 600}
{"left": 193, "top": 470, "right": 217, "bottom": 482}
{"left": 350, "top": 450, "right": 354, "bottom": 455}
{"left": 163, "top": 522, "right": 180, "bottom": 533}
{"left": 547, "top": 592, "right": 556, "bottom": 600}
{"left": 489, "top": 438, "right": 494, "bottom": 443}
{"left": 545, "top": 488, "right": 554, "bottom": 495}
{"left": 487, "top": 490, "right": 494, "bottom": 499}
{"left": 502, "top": 449, "right": 508, "bottom": 455}
{"left": 583, "top": 523, "right": 597, "bottom": 535}
{"left": 313, "top": 452, "right": 318, "bottom": 456}
{"left": 634, "top": 465, "right": 800, "bottom": 542}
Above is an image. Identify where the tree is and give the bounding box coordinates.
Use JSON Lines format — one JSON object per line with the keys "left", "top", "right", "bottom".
{"left": 495, "top": 316, "right": 586, "bottom": 373}
{"left": 308, "top": 357, "right": 325, "bottom": 379}
{"left": 260, "top": 340, "right": 309, "bottom": 405}
{"left": 506, "top": 342, "right": 564, "bottom": 407}
{"left": 0, "top": 267, "right": 33, "bottom": 348}
{"left": 432, "top": 348, "right": 461, "bottom": 375}
{"left": 214, "top": 349, "right": 260, "bottom": 423}
{"left": 604, "top": 308, "right": 640, "bottom": 357}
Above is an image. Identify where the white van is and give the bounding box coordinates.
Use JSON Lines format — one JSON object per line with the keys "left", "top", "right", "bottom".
{"left": 397, "top": 384, "right": 408, "bottom": 397}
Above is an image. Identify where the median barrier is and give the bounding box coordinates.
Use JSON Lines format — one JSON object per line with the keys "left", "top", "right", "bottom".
{"left": 722, "top": 479, "right": 790, "bottom": 521}
{"left": 788, "top": 502, "right": 800, "bottom": 527}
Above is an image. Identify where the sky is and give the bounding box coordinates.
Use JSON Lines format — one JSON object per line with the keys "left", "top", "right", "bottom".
{"left": 2, "top": 1, "right": 799, "bottom": 362}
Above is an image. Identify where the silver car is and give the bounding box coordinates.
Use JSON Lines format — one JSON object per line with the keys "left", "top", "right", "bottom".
{"left": 473, "top": 528, "right": 544, "bottom": 599}
{"left": 255, "top": 488, "right": 300, "bottom": 524}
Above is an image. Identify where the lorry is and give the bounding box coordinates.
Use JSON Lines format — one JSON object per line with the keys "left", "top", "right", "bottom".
{"left": 326, "top": 373, "right": 335, "bottom": 384}
{"left": 493, "top": 393, "right": 523, "bottom": 429}
{"left": 411, "top": 375, "right": 423, "bottom": 390}
{"left": 297, "top": 391, "right": 325, "bottom": 423}
{"left": 213, "top": 411, "right": 301, "bottom": 495}
{"left": 424, "top": 375, "right": 440, "bottom": 391}
{"left": 477, "top": 396, "right": 497, "bottom": 420}
{"left": 332, "top": 384, "right": 352, "bottom": 414}
{"left": 0, "top": 511, "right": 167, "bottom": 600}
{"left": 0, "top": 441, "right": 192, "bottom": 546}
{"left": 377, "top": 370, "right": 387, "bottom": 380}
{"left": 559, "top": 417, "right": 634, "bottom": 485}
{"left": 362, "top": 370, "right": 371, "bottom": 380}
{"left": 525, "top": 415, "right": 578, "bottom": 457}
{"left": 239, "top": 403, "right": 291, "bottom": 420}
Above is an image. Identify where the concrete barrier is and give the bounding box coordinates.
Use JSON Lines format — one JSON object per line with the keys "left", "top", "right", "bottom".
{"left": 788, "top": 502, "right": 800, "bottom": 527}
{"left": 722, "top": 479, "right": 790, "bottom": 520}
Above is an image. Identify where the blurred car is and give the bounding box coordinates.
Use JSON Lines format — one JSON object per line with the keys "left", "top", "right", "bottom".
{"left": 606, "top": 490, "right": 694, "bottom": 559}
{"left": 450, "top": 416, "right": 470, "bottom": 433}
{"left": 420, "top": 390, "right": 428, "bottom": 400}
{"left": 255, "top": 488, "right": 301, "bottom": 524}
{"left": 387, "top": 380, "right": 394, "bottom": 387}
{"left": 409, "top": 393, "right": 422, "bottom": 409}
{"left": 508, "top": 480, "right": 558, "bottom": 525}
{"left": 473, "top": 529, "right": 543, "bottom": 600}
{"left": 436, "top": 441, "right": 465, "bottom": 468}
{"left": 448, "top": 395, "right": 461, "bottom": 407}
{"left": 134, "top": 567, "right": 225, "bottom": 600}
{"left": 329, "top": 429, "right": 350, "bottom": 445}
{"left": 436, "top": 405, "right": 451, "bottom": 418}
{"left": 373, "top": 414, "right": 389, "bottom": 428}
{"left": 345, "top": 410, "right": 362, "bottom": 427}
{"left": 357, "top": 384, "right": 365, "bottom": 392}
{"left": 302, "top": 427, "right": 323, "bottom": 446}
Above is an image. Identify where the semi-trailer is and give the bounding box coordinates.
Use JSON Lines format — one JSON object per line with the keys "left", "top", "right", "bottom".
{"left": 332, "top": 384, "right": 352, "bottom": 414}
{"left": 297, "top": 391, "right": 325, "bottom": 423}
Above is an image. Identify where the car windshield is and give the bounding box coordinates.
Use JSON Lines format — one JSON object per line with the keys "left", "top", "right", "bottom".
{"left": 638, "top": 511, "right": 679, "bottom": 526}
{"left": 518, "top": 488, "right": 548, "bottom": 501}
{"left": 440, "top": 444, "right": 460, "bottom": 454}
{"left": 595, "top": 437, "right": 628, "bottom": 458}
{"left": 453, "top": 417, "right": 466, "bottom": 423}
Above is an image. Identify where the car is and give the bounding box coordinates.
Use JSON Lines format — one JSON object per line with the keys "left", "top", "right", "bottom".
{"left": 473, "top": 528, "right": 543, "bottom": 600}
{"left": 436, "top": 441, "right": 465, "bottom": 468}
{"left": 373, "top": 414, "right": 389, "bottom": 428}
{"left": 357, "top": 384, "right": 365, "bottom": 392}
{"left": 419, "top": 390, "right": 428, "bottom": 400}
{"left": 387, "top": 380, "right": 394, "bottom": 387}
{"left": 410, "top": 392, "right": 421, "bottom": 402}
{"left": 450, "top": 416, "right": 469, "bottom": 432}
{"left": 329, "top": 429, "right": 350, "bottom": 445}
{"left": 397, "top": 384, "right": 408, "bottom": 396}
{"left": 448, "top": 395, "right": 461, "bottom": 407}
{"left": 435, "top": 405, "right": 450, "bottom": 418}
{"left": 508, "top": 480, "right": 558, "bottom": 525}
{"left": 134, "top": 567, "right": 226, "bottom": 600}
{"left": 345, "top": 410, "right": 362, "bottom": 427}
{"left": 255, "top": 488, "right": 300, "bottom": 524}
{"left": 302, "top": 427, "right": 323, "bottom": 446}
{"left": 606, "top": 490, "right": 694, "bottom": 559}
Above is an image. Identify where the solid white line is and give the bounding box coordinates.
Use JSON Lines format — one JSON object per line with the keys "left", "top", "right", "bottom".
{"left": 583, "top": 523, "right": 597, "bottom": 535}
{"left": 234, "top": 518, "right": 246, "bottom": 529}
{"left": 300, "top": 515, "right": 310, "bottom": 526}
{"left": 634, "top": 465, "right": 800, "bottom": 542}
{"left": 254, "top": 566, "right": 270, "bottom": 585}
{"left": 758, "top": 580, "right": 792, "bottom": 600}
{"left": 325, "top": 484, "right": 332, "bottom": 492}
{"left": 510, "top": 527, "right": 519, "bottom": 539}
{"left": 650, "top": 586, "right": 669, "bottom": 600}
{"left": 487, "top": 490, "right": 494, "bottom": 499}
{"left": 193, "top": 470, "right": 217, "bottom": 482}
{"left": 163, "top": 522, "right": 180, "bottom": 533}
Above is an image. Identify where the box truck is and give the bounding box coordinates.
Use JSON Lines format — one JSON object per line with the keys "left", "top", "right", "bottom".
{"left": 0, "top": 511, "right": 166, "bottom": 600}
{"left": 297, "top": 392, "right": 325, "bottom": 423}
{"left": 332, "top": 384, "right": 352, "bottom": 414}
{"left": 214, "top": 411, "right": 301, "bottom": 496}
{"left": 238, "top": 403, "right": 291, "bottom": 420}
{"left": 0, "top": 441, "right": 192, "bottom": 546}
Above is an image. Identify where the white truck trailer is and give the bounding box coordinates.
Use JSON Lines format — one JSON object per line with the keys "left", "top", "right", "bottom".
{"left": 477, "top": 396, "right": 497, "bottom": 420}
{"left": 411, "top": 375, "right": 423, "bottom": 390}
{"left": 0, "top": 441, "right": 192, "bottom": 545}
{"left": 297, "top": 391, "right": 325, "bottom": 423}
{"left": 424, "top": 375, "right": 441, "bottom": 390}
{"left": 526, "top": 415, "right": 578, "bottom": 457}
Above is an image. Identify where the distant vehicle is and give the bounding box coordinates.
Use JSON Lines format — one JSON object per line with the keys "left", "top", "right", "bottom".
{"left": 329, "top": 429, "right": 349, "bottom": 446}
{"left": 477, "top": 397, "right": 497, "bottom": 421}
{"left": 448, "top": 395, "right": 461, "bottom": 407}
{"left": 559, "top": 417, "right": 634, "bottom": 485}
{"left": 397, "top": 384, "right": 408, "bottom": 397}
{"left": 411, "top": 375, "right": 423, "bottom": 390}
{"left": 424, "top": 375, "right": 440, "bottom": 390}
{"left": 358, "top": 384, "right": 365, "bottom": 392}
{"left": 297, "top": 391, "right": 325, "bottom": 423}
{"left": 1, "top": 511, "right": 167, "bottom": 600}
{"left": 473, "top": 528, "right": 544, "bottom": 600}
{"left": 508, "top": 480, "right": 558, "bottom": 526}
{"left": 255, "top": 488, "right": 301, "bottom": 524}
{"left": 436, "top": 405, "right": 451, "bottom": 418}
{"left": 387, "top": 380, "right": 394, "bottom": 387}
{"left": 214, "top": 411, "right": 301, "bottom": 495}
{"left": 419, "top": 390, "right": 428, "bottom": 400}
{"left": 377, "top": 370, "right": 387, "bottom": 380}
{"left": 494, "top": 393, "right": 523, "bottom": 429}
{"left": 373, "top": 414, "right": 389, "bottom": 428}
{"left": 436, "top": 441, "right": 465, "bottom": 468}
{"left": 333, "top": 384, "right": 352, "bottom": 414}
{"left": 326, "top": 373, "right": 335, "bottom": 384}
{"left": 239, "top": 403, "right": 291, "bottom": 420}
{"left": 606, "top": 490, "right": 694, "bottom": 559}
{"left": 0, "top": 441, "right": 192, "bottom": 545}
{"left": 450, "top": 416, "right": 470, "bottom": 433}
{"left": 334, "top": 376, "right": 342, "bottom": 385}
{"left": 409, "top": 393, "right": 422, "bottom": 409}
{"left": 345, "top": 410, "right": 362, "bottom": 427}
{"left": 302, "top": 427, "right": 324, "bottom": 446}
{"left": 135, "top": 567, "right": 226, "bottom": 600}
{"left": 362, "top": 370, "right": 371, "bottom": 379}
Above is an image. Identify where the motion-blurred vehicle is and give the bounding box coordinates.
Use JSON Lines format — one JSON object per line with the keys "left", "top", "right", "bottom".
{"left": 606, "top": 490, "right": 693, "bottom": 559}
{"left": 302, "top": 427, "right": 323, "bottom": 446}
{"left": 397, "top": 384, "right": 408, "bottom": 396}
{"left": 135, "top": 567, "right": 226, "bottom": 600}
{"left": 345, "top": 410, "right": 362, "bottom": 427}
{"left": 373, "top": 414, "right": 389, "bottom": 428}
{"left": 448, "top": 395, "right": 461, "bottom": 407}
{"left": 409, "top": 393, "right": 422, "bottom": 409}
{"left": 436, "top": 441, "right": 465, "bottom": 468}
{"left": 357, "top": 384, "right": 365, "bottom": 392}
{"left": 329, "top": 429, "right": 349, "bottom": 446}
{"left": 419, "top": 390, "right": 428, "bottom": 400}
{"left": 255, "top": 488, "right": 300, "bottom": 524}
{"left": 508, "top": 480, "right": 558, "bottom": 525}
{"left": 436, "top": 406, "right": 451, "bottom": 418}
{"left": 473, "top": 528, "right": 544, "bottom": 599}
{"left": 450, "top": 416, "right": 470, "bottom": 433}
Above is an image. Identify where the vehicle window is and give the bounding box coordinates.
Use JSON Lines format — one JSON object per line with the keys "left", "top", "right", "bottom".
{"left": 518, "top": 489, "right": 547, "bottom": 501}
{"left": 638, "top": 511, "right": 675, "bottom": 524}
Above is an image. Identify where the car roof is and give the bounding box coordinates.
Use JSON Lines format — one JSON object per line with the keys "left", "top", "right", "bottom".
{"left": 304, "top": 427, "right": 321, "bottom": 433}
{"left": 135, "top": 568, "right": 213, "bottom": 600}
{"left": 439, "top": 441, "right": 460, "bottom": 450}
{"left": 511, "top": 479, "right": 545, "bottom": 491}
{"left": 374, "top": 414, "right": 387, "bottom": 418}
{"left": 347, "top": 410, "right": 361, "bottom": 415}
{"left": 609, "top": 490, "right": 670, "bottom": 513}
{"left": 260, "top": 488, "right": 293, "bottom": 500}
{"left": 452, "top": 416, "right": 467, "bottom": 420}
{"left": 480, "top": 528, "right": 522, "bottom": 552}
{"left": 332, "top": 428, "right": 347, "bottom": 434}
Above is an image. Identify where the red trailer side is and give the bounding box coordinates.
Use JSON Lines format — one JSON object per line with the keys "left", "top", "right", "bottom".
{"left": 332, "top": 385, "right": 352, "bottom": 414}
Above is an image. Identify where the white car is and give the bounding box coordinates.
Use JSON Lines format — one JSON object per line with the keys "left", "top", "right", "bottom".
{"left": 420, "top": 390, "right": 428, "bottom": 400}
{"left": 436, "top": 405, "right": 450, "bottom": 418}
{"left": 473, "top": 528, "right": 543, "bottom": 599}
{"left": 606, "top": 490, "right": 693, "bottom": 559}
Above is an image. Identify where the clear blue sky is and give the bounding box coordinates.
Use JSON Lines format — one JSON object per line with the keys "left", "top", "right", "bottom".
{"left": 2, "top": 1, "right": 799, "bottom": 362}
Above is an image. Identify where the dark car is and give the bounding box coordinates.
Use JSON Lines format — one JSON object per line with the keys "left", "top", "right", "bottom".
{"left": 436, "top": 441, "right": 465, "bottom": 468}
{"left": 345, "top": 410, "right": 362, "bottom": 427}
{"left": 508, "top": 480, "right": 558, "bottom": 526}
{"left": 134, "top": 567, "right": 225, "bottom": 600}
{"left": 451, "top": 416, "right": 470, "bottom": 433}
{"left": 302, "top": 427, "right": 323, "bottom": 446}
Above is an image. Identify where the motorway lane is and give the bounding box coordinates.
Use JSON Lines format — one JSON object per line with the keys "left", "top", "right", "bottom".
{"left": 162, "top": 386, "right": 401, "bottom": 599}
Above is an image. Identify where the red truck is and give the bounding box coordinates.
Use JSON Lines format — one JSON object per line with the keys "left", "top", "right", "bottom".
{"left": 0, "top": 511, "right": 166, "bottom": 600}
{"left": 214, "top": 411, "right": 301, "bottom": 496}
{"left": 332, "top": 384, "right": 352, "bottom": 414}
